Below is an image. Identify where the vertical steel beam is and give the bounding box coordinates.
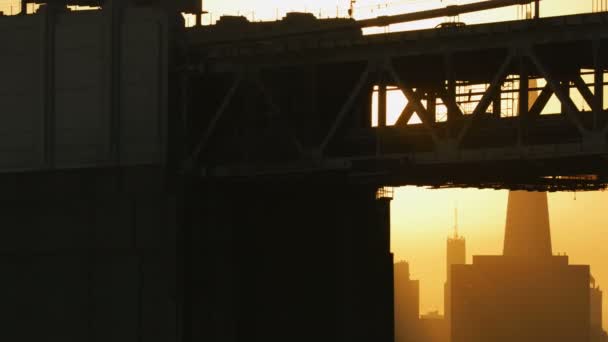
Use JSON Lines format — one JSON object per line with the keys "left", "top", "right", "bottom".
{"left": 445, "top": 54, "right": 458, "bottom": 122}
{"left": 427, "top": 92, "right": 437, "bottom": 123}
{"left": 376, "top": 73, "right": 387, "bottom": 156}
{"left": 518, "top": 57, "right": 529, "bottom": 145}
{"left": 518, "top": 58, "right": 529, "bottom": 117}
{"left": 560, "top": 80, "right": 570, "bottom": 116}
{"left": 378, "top": 81, "right": 388, "bottom": 128}
{"left": 594, "top": 39, "right": 603, "bottom": 131}
{"left": 493, "top": 86, "right": 502, "bottom": 117}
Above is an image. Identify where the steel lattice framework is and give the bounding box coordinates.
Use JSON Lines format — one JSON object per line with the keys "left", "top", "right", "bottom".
{"left": 181, "top": 11, "right": 608, "bottom": 191}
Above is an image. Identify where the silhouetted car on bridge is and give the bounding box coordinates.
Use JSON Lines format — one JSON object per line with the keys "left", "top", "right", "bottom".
{"left": 435, "top": 21, "right": 466, "bottom": 29}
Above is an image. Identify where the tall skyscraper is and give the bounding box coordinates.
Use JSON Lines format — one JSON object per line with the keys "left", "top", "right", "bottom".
{"left": 451, "top": 191, "right": 590, "bottom": 342}
{"left": 503, "top": 191, "right": 552, "bottom": 257}
{"left": 447, "top": 207, "right": 466, "bottom": 279}
{"left": 418, "top": 311, "right": 448, "bottom": 342}
{"left": 394, "top": 261, "right": 420, "bottom": 342}
{"left": 445, "top": 207, "right": 465, "bottom": 331}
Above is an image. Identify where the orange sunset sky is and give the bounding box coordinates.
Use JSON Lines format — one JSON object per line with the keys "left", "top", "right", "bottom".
{"left": 0, "top": 0, "right": 605, "bottom": 330}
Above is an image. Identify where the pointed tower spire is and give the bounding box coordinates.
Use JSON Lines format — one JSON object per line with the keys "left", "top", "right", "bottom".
{"left": 503, "top": 191, "right": 552, "bottom": 257}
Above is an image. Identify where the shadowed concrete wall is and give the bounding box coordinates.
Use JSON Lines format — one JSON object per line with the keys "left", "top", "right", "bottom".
{"left": 0, "top": 7, "right": 174, "bottom": 340}
{"left": 0, "top": 5, "right": 167, "bottom": 172}
{"left": 182, "top": 180, "right": 394, "bottom": 342}
{"left": 0, "top": 167, "right": 176, "bottom": 341}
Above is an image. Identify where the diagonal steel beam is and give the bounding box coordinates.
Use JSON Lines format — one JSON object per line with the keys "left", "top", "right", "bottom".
{"left": 527, "top": 49, "right": 587, "bottom": 135}
{"left": 394, "top": 101, "right": 416, "bottom": 126}
{"left": 394, "top": 89, "right": 430, "bottom": 126}
{"left": 572, "top": 75, "right": 597, "bottom": 113}
{"left": 385, "top": 62, "right": 440, "bottom": 145}
{"left": 456, "top": 53, "right": 514, "bottom": 145}
{"left": 190, "top": 75, "right": 243, "bottom": 162}
{"left": 528, "top": 83, "right": 553, "bottom": 117}
{"left": 319, "top": 62, "right": 373, "bottom": 154}
{"left": 438, "top": 93, "right": 465, "bottom": 118}
{"left": 251, "top": 77, "right": 305, "bottom": 156}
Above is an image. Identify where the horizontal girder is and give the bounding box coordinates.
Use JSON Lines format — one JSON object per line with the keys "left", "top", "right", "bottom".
{"left": 182, "top": 12, "right": 608, "bottom": 191}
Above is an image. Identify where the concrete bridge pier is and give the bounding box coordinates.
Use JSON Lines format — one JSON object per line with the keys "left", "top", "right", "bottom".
{"left": 0, "top": 168, "right": 176, "bottom": 341}
{"left": 181, "top": 180, "right": 394, "bottom": 342}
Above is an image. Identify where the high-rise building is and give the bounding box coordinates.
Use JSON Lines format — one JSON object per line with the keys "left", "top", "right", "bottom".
{"left": 503, "top": 191, "right": 552, "bottom": 257}
{"left": 446, "top": 235, "right": 466, "bottom": 280}
{"left": 394, "top": 261, "right": 420, "bottom": 342}
{"left": 418, "top": 311, "right": 448, "bottom": 342}
{"left": 445, "top": 207, "right": 465, "bottom": 336}
{"left": 451, "top": 191, "right": 590, "bottom": 342}
{"left": 591, "top": 275, "right": 606, "bottom": 342}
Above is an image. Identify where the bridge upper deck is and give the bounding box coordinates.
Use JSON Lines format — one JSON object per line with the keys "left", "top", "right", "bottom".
{"left": 188, "top": 11, "right": 608, "bottom": 74}
{"left": 184, "top": 12, "right": 608, "bottom": 191}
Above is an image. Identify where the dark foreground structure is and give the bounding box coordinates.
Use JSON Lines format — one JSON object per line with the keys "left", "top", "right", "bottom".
{"left": 451, "top": 192, "right": 590, "bottom": 342}
{"left": 1, "top": 0, "right": 608, "bottom": 341}
{"left": 394, "top": 261, "right": 420, "bottom": 342}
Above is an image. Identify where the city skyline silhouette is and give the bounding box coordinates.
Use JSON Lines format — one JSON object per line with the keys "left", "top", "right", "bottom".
{"left": 392, "top": 187, "right": 608, "bottom": 331}
{"left": 395, "top": 190, "right": 607, "bottom": 341}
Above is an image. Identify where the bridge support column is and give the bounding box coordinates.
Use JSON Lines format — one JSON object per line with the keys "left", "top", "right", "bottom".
{"left": 561, "top": 80, "right": 571, "bottom": 116}
{"left": 0, "top": 168, "right": 175, "bottom": 342}
{"left": 518, "top": 57, "right": 529, "bottom": 145}
{"left": 378, "top": 81, "right": 388, "bottom": 128}
{"left": 493, "top": 87, "right": 502, "bottom": 117}
{"left": 186, "top": 181, "right": 394, "bottom": 342}
{"left": 445, "top": 54, "right": 457, "bottom": 122}
{"left": 427, "top": 93, "right": 437, "bottom": 122}
{"left": 594, "top": 39, "right": 604, "bottom": 131}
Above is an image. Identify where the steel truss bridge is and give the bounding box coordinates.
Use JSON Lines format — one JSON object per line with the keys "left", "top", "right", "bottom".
{"left": 184, "top": 11, "right": 608, "bottom": 191}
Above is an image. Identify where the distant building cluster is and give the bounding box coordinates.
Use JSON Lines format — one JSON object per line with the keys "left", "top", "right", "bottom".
{"left": 394, "top": 191, "right": 608, "bottom": 342}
